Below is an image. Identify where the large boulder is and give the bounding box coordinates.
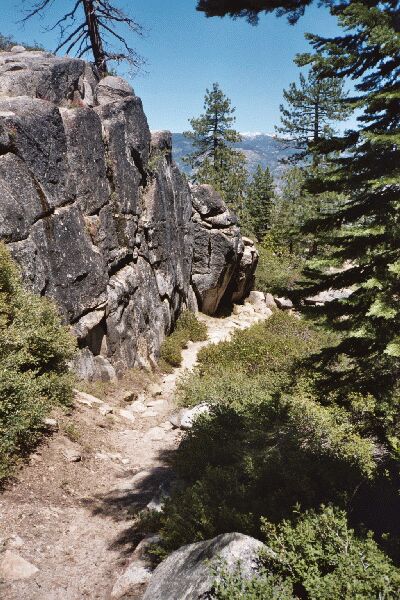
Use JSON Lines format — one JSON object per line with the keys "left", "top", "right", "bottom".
{"left": 0, "top": 49, "right": 96, "bottom": 106}
{"left": 142, "top": 532, "right": 268, "bottom": 600}
{"left": 191, "top": 185, "right": 257, "bottom": 314}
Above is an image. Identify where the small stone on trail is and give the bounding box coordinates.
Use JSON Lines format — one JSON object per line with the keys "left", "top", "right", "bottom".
{"left": 119, "top": 409, "right": 136, "bottom": 423}
{"left": 148, "top": 383, "right": 163, "bottom": 397}
{"left": 43, "top": 418, "right": 58, "bottom": 431}
{"left": 160, "top": 421, "right": 174, "bottom": 431}
{"left": 180, "top": 404, "right": 210, "bottom": 429}
{"left": 143, "top": 410, "right": 158, "bottom": 418}
{"left": 5, "top": 535, "right": 24, "bottom": 549}
{"left": 129, "top": 400, "right": 147, "bottom": 413}
{"left": 0, "top": 550, "right": 39, "bottom": 581}
{"left": 247, "top": 290, "right": 265, "bottom": 304}
{"left": 111, "top": 562, "right": 152, "bottom": 599}
{"left": 146, "top": 399, "right": 167, "bottom": 410}
{"left": 170, "top": 403, "right": 210, "bottom": 429}
{"left": 99, "top": 403, "right": 113, "bottom": 416}
{"left": 145, "top": 427, "right": 165, "bottom": 441}
{"left": 62, "top": 447, "right": 82, "bottom": 463}
{"left": 74, "top": 390, "right": 103, "bottom": 407}
{"left": 275, "top": 296, "right": 293, "bottom": 310}
{"left": 121, "top": 390, "right": 138, "bottom": 403}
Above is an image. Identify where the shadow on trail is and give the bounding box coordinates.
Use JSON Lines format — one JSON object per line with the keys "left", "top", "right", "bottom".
{"left": 82, "top": 447, "right": 176, "bottom": 556}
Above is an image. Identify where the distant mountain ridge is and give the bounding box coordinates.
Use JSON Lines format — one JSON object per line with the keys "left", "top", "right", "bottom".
{"left": 171, "top": 132, "right": 295, "bottom": 182}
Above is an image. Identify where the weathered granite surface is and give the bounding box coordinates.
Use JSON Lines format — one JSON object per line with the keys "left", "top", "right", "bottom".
{"left": 191, "top": 185, "right": 258, "bottom": 315}
{"left": 142, "top": 532, "right": 268, "bottom": 600}
{"left": 0, "top": 49, "right": 257, "bottom": 379}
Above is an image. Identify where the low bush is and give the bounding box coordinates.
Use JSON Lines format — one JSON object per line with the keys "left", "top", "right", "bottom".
{"left": 0, "top": 243, "right": 76, "bottom": 481}
{"left": 212, "top": 506, "right": 400, "bottom": 599}
{"left": 175, "top": 310, "right": 208, "bottom": 342}
{"left": 154, "top": 313, "right": 376, "bottom": 553}
{"left": 160, "top": 311, "right": 207, "bottom": 368}
{"left": 178, "top": 311, "right": 335, "bottom": 408}
{"left": 156, "top": 394, "right": 375, "bottom": 552}
{"left": 255, "top": 246, "right": 305, "bottom": 296}
{"left": 212, "top": 566, "right": 293, "bottom": 600}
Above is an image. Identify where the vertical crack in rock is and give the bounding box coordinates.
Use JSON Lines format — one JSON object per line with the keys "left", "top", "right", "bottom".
{"left": 130, "top": 146, "right": 148, "bottom": 188}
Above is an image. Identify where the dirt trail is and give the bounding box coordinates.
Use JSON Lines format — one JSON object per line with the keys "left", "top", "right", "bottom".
{"left": 0, "top": 310, "right": 264, "bottom": 600}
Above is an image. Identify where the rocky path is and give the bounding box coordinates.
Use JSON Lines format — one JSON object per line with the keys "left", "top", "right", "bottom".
{"left": 0, "top": 306, "right": 268, "bottom": 600}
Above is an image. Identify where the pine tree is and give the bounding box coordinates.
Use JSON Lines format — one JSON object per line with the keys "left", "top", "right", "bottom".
{"left": 196, "top": 146, "right": 249, "bottom": 217}
{"left": 291, "top": 2, "right": 400, "bottom": 401}
{"left": 246, "top": 165, "right": 275, "bottom": 241}
{"left": 277, "top": 70, "right": 350, "bottom": 163}
{"left": 184, "top": 83, "right": 248, "bottom": 213}
{"left": 269, "top": 167, "right": 308, "bottom": 254}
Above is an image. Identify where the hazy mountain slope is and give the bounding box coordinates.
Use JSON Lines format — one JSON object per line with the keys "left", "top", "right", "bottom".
{"left": 172, "top": 132, "right": 296, "bottom": 181}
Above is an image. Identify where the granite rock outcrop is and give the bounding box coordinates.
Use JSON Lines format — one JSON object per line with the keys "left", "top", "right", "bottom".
{"left": 0, "top": 48, "right": 257, "bottom": 379}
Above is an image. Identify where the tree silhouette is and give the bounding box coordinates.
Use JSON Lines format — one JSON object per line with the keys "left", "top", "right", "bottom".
{"left": 22, "top": 0, "right": 144, "bottom": 76}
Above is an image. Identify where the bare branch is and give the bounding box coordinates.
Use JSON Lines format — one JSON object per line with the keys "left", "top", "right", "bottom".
{"left": 49, "top": 0, "right": 80, "bottom": 31}
{"left": 78, "top": 44, "right": 91, "bottom": 58}
{"left": 21, "top": 0, "right": 54, "bottom": 22}
{"left": 54, "top": 22, "right": 86, "bottom": 52}
{"left": 22, "top": 0, "right": 145, "bottom": 75}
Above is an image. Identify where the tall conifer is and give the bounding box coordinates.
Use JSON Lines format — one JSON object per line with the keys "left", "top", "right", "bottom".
{"left": 292, "top": 2, "right": 400, "bottom": 399}
{"left": 184, "top": 83, "right": 248, "bottom": 213}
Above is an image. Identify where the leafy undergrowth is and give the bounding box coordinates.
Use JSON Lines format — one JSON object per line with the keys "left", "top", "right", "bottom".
{"left": 0, "top": 243, "right": 76, "bottom": 482}
{"left": 147, "top": 310, "right": 400, "bottom": 593}
{"left": 160, "top": 310, "right": 208, "bottom": 369}
{"left": 178, "top": 311, "right": 333, "bottom": 408}
{"left": 255, "top": 246, "right": 305, "bottom": 296}
{"left": 212, "top": 506, "right": 400, "bottom": 599}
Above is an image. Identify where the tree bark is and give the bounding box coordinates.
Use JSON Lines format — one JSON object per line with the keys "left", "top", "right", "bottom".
{"left": 82, "top": 0, "right": 107, "bottom": 76}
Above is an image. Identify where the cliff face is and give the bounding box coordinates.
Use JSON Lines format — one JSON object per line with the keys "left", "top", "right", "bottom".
{"left": 0, "top": 48, "right": 257, "bottom": 380}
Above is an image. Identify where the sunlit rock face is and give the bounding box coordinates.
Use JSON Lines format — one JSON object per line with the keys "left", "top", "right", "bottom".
{"left": 0, "top": 49, "right": 257, "bottom": 379}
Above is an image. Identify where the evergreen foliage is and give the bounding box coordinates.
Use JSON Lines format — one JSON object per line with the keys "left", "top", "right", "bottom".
{"left": 183, "top": 83, "right": 248, "bottom": 213}
{"left": 0, "top": 243, "right": 76, "bottom": 481}
{"left": 196, "top": 0, "right": 313, "bottom": 24}
{"left": 277, "top": 70, "right": 350, "bottom": 163}
{"left": 246, "top": 165, "right": 275, "bottom": 241}
{"left": 213, "top": 506, "right": 400, "bottom": 599}
{"left": 290, "top": 1, "right": 400, "bottom": 403}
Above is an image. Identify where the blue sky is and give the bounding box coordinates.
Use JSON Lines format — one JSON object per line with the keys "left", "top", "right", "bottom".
{"left": 1, "top": 0, "right": 345, "bottom": 132}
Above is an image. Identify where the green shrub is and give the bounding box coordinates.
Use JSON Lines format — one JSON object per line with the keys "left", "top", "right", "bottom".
{"left": 212, "top": 506, "right": 400, "bottom": 600}
{"left": 154, "top": 313, "right": 375, "bottom": 553}
{"left": 156, "top": 393, "right": 374, "bottom": 552}
{"left": 196, "top": 311, "right": 330, "bottom": 381}
{"left": 261, "top": 505, "right": 400, "bottom": 599}
{"left": 175, "top": 310, "right": 208, "bottom": 342}
{"left": 0, "top": 243, "right": 76, "bottom": 481}
{"left": 211, "top": 565, "right": 294, "bottom": 600}
{"left": 160, "top": 332, "right": 187, "bottom": 367}
{"left": 177, "top": 311, "right": 335, "bottom": 409}
{"left": 160, "top": 311, "right": 207, "bottom": 368}
{"left": 255, "top": 246, "right": 305, "bottom": 296}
